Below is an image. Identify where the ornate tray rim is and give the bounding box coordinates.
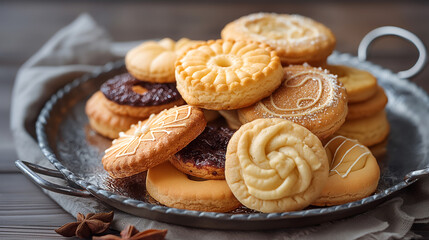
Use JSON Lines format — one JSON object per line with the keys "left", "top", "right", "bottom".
{"left": 35, "top": 51, "right": 429, "bottom": 226}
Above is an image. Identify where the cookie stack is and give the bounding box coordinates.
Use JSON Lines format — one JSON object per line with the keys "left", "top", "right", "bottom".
{"left": 86, "top": 12, "right": 385, "bottom": 213}
{"left": 327, "top": 65, "right": 390, "bottom": 150}
{"left": 86, "top": 38, "right": 200, "bottom": 139}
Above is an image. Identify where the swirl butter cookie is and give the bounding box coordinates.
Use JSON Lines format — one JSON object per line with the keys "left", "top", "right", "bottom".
{"left": 102, "top": 105, "right": 206, "bottom": 178}
{"left": 175, "top": 39, "right": 284, "bottom": 110}
{"left": 325, "top": 65, "right": 378, "bottom": 103}
{"left": 221, "top": 13, "right": 336, "bottom": 65}
{"left": 85, "top": 91, "right": 144, "bottom": 139}
{"left": 126, "top": 38, "right": 202, "bottom": 83}
{"left": 238, "top": 65, "right": 348, "bottom": 139}
{"left": 146, "top": 161, "right": 241, "bottom": 212}
{"left": 225, "top": 118, "right": 329, "bottom": 213}
{"left": 312, "top": 136, "right": 380, "bottom": 206}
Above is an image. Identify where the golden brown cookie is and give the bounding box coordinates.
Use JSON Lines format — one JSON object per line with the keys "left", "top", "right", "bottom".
{"left": 335, "top": 110, "right": 390, "bottom": 147}
{"left": 85, "top": 91, "right": 143, "bottom": 139}
{"left": 218, "top": 110, "right": 242, "bottom": 130}
{"left": 126, "top": 38, "right": 202, "bottom": 83}
{"left": 221, "top": 13, "right": 336, "bottom": 65}
{"left": 312, "top": 136, "right": 380, "bottom": 206}
{"left": 225, "top": 118, "right": 329, "bottom": 213}
{"left": 238, "top": 65, "right": 348, "bottom": 139}
{"left": 175, "top": 39, "right": 284, "bottom": 110}
{"left": 325, "top": 65, "right": 378, "bottom": 103}
{"left": 146, "top": 161, "right": 241, "bottom": 212}
{"left": 102, "top": 105, "right": 206, "bottom": 178}
{"left": 347, "top": 86, "right": 388, "bottom": 120}
{"left": 169, "top": 125, "right": 234, "bottom": 180}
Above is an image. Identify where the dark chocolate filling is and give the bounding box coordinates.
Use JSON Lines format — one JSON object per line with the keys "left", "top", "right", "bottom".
{"left": 175, "top": 125, "right": 235, "bottom": 169}
{"left": 100, "top": 73, "right": 181, "bottom": 106}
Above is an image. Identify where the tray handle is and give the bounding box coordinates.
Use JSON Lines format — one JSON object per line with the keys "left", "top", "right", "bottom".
{"left": 358, "top": 26, "right": 427, "bottom": 79}
{"left": 404, "top": 166, "right": 429, "bottom": 184}
{"left": 15, "top": 160, "right": 91, "bottom": 198}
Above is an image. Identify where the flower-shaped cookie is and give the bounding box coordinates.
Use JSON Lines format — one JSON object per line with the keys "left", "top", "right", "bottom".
{"left": 175, "top": 39, "right": 283, "bottom": 110}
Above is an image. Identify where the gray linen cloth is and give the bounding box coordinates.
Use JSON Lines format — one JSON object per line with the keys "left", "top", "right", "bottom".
{"left": 11, "top": 14, "right": 429, "bottom": 240}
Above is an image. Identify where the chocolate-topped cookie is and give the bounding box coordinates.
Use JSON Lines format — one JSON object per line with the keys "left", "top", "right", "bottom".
{"left": 100, "top": 73, "right": 185, "bottom": 118}
{"left": 169, "top": 125, "right": 235, "bottom": 180}
{"left": 101, "top": 73, "right": 181, "bottom": 107}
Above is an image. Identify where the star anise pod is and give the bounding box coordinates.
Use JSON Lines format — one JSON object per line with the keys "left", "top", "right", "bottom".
{"left": 93, "top": 225, "right": 167, "bottom": 240}
{"left": 55, "top": 211, "right": 114, "bottom": 239}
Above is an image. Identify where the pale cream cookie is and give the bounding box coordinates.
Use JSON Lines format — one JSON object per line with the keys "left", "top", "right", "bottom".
{"left": 221, "top": 13, "right": 336, "bottom": 65}
{"left": 175, "top": 39, "right": 284, "bottom": 110}
{"left": 126, "top": 38, "right": 202, "bottom": 83}
{"left": 225, "top": 118, "right": 329, "bottom": 213}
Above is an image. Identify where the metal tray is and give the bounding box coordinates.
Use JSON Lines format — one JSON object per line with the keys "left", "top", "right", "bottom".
{"left": 17, "top": 27, "right": 429, "bottom": 230}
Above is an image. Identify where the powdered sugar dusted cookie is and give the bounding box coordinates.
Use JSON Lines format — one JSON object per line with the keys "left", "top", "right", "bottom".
{"left": 238, "top": 64, "right": 348, "bottom": 139}
{"left": 221, "top": 13, "right": 336, "bottom": 65}
{"left": 225, "top": 118, "right": 329, "bottom": 213}
{"left": 102, "top": 105, "right": 206, "bottom": 178}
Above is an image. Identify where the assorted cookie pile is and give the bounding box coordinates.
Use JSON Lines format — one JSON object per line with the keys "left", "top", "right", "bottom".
{"left": 85, "top": 13, "right": 388, "bottom": 213}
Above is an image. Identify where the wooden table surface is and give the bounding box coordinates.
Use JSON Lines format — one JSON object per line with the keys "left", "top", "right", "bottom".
{"left": 1, "top": 1, "right": 429, "bottom": 239}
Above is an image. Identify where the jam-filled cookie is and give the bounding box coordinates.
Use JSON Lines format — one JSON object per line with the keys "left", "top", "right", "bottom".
{"left": 325, "top": 65, "right": 378, "bottom": 103}
{"left": 335, "top": 110, "right": 390, "bottom": 147}
{"left": 102, "top": 105, "right": 206, "bottom": 178}
{"left": 101, "top": 73, "right": 185, "bottom": 118}
{"left": 175, "top": 39, "right": 284, "bottom": 110}
{"left": 221, "top": 13, "right": 336, "bottom": 66}
{"left": 238, "top": 65, "right": 348, "bottom": 139}
{"left": 126, "top": 38, "right": 202, "bottom": 83}
{"left": 225, "top": 118, "right": 329, "bottom": 213}
{"left": 312, "top": 136, "right": 380, "bottom": 206}
{"left": 146, "top": 162, "right": 241, "bottom": 212}
{"left": 169, "top": 125, "right": 234, "bottom": 180}
{"left": 85, "top": 91, "right": 144, "bottom": 139}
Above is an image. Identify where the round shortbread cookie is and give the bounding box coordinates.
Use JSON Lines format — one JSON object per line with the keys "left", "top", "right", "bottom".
{"left": 326, "top": 65, "right": 378, "bottom": 103}
{"left": 238, "top": 65, "right": 348, "bottom": 139}
{"left": 126, "top": 38, "right": 202, "bottom": 83}
{"left": 312, "top": 136, "right": 380, "bottom": 206}
{"left": 146, "top": 161, "right": 241, "bottom": 212}
{"left": 347, "top": 86, "right": 388, "bottom": 120}
{"left": 85, "top": 91, "right": 143, "bottom": 139}
{"left": 225, "top": 118, "right": 329, "bottom": 213}
{"left": 335, "top": 110, "right": 390, "bottom": 147}
{"left": 221, "top": 13, "right": 336, "bottom": 65}
{"left": 175, "top": 39, "right": 284, "bottom": 110}
{"left": 102, "top": 105, "right": 206, "bottom": 178}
